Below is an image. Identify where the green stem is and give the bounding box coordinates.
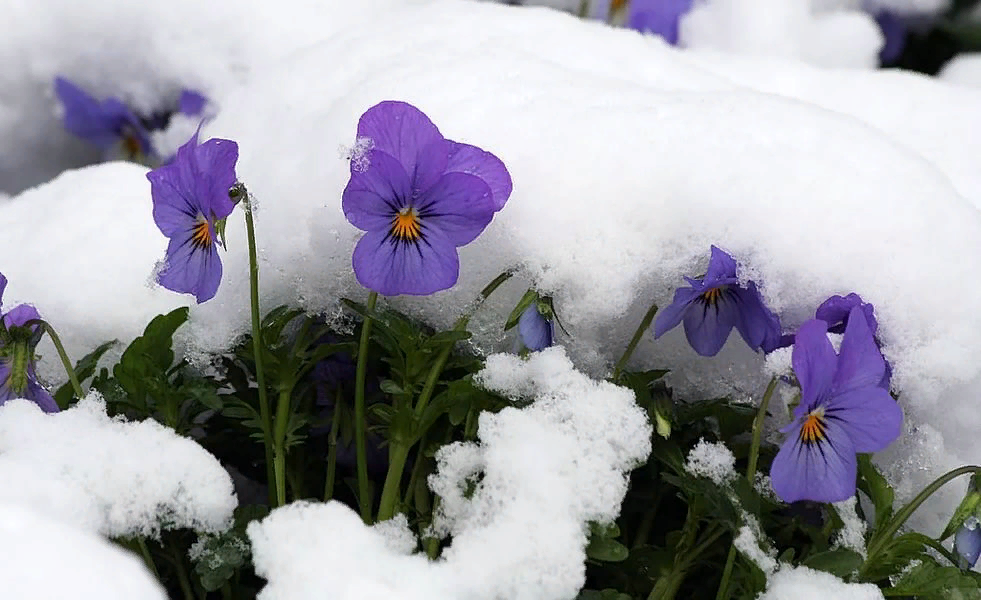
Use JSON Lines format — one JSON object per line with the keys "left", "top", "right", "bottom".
{"left": 323, "top": 388, "right": 343, "bottom": 502}
{"left": 404, "top": 434, "right": 428, "bottom": 508}
{"left": 905, "top": 532, "right": 963, "bottom": 567}
{"left": 35, "top": 321, "right": 84, "bottom": 403}
{"left": 715, "top": 548, "right": 737, "bottom": 600}
{"left": 612, "top": 301, "right": 658, "bottom": 383}
{"left": 170, "top": 542, "right": 195, "bottom": 600}
{"left": 136, "top": 537, "right": 160, "bottom": 581}
{"left": 866, "top": 465, "right": 981, "bottom": 562}
{"left": 746, "top": 377, "right": 779, "bottom": 483}
{"left": 354, "top": 291, "right": 378, "bottom": 523}
{"left": 632, "top": 492, "right": 662, "bottom": 550}
{"left": 376, "top": 443, "right": 412, "bottom": 522}
{"left": 222, "top": 583, "right": 233, "bottom": 600}
{"left": 242, "top": 191, "right": 276, "bottom": 508}
{"left": 649, "top": 526, "right": 726, "bottom": 600}
{"left": 273, "top": 387, "right": 292, "bottom": 507}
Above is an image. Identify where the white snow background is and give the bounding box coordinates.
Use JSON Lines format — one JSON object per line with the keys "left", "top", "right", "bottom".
{"left": 0, "top": 0, "right": 979, "bottom": 597}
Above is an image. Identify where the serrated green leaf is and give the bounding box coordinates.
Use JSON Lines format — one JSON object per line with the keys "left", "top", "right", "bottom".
{"left": 586, "top": 537, "right": 629, "bottom": 562}
{"left": 54, "top": 339, "right": 118, "bottom": 406}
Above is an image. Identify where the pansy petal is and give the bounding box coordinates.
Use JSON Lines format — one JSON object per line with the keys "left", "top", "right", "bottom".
{"left": 101, "top": 98, "right": 154, "bottom": 156}
{"left": 356, "top": 101, "right": 444, "bottom": 186}
{"left": 193, "top": 138, "right": 239, "bottom": 219}
{"left": 445, "top": 142, "right": 513, "bottom": 211}
{"left": 54, "top": 77, "right": 119, "bottom": 149}
{"left": 876, "top": 11, "right": 906, "bottom": 64}
{"left": 792, "top": 319, "right": 837, "bottom": 410}
{"left": 682, "top": 297, "right": 738, "bottom": 356}
{"left": 956, "top": 524, "right": 981, "bottom": 569}
{"left": 815, "top": 293, "right": 877, "bottom": 335}
{"left": 149, "top": 163, "right": 199, "bottom": 237}
{"left": 416, "top": 172, "right": 495, "bottom": 246}
{"left": 826, "top": 387, "right": 902, "bottom": 453}
{"left": 731, "top": 284, "right": 780, "bottom": 351}
{"left": 25, "top": 379, "right": 59, "bottom": 413}
{"left": 0, "top": 271, "right": 7, "bottom": 310}
{"left": 702, "top": 246, "right": 739, "bottom": 287}
{"left": 628, "top": 0, "right": 696, "bottom": 44}
{"left": 770, "top": 418, "right": 857, "bottom": 504}
{"left": 179, "top": 90, "right": 208, "bottom": 116}
{"left": 833, "top": 307, "right": 886, "bottom": 394}
{"left": 351, "top": 227, "right": 459, "bottom": 297}
{"left": 157, "top": 232, "right": 223, "bottom": 303}
{"left": 653, "top": 287, "right": 699, "bottom": 339}
{"left": 518, "top": 306, "right": 554, "bottom": 351}
{"left": 3, "top": 304, "right": 41, "bottom": 330}
{"left": 343, "top": 150, "right": 413, "bottom": 232}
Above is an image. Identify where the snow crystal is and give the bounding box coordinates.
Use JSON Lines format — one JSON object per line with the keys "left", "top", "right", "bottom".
{"left": 684, "top": 438, "right": 738, "bottom": 485}
{"left": 833, "top": 496, "right": 868, "bottom": 558}
{"left": 247, "top": 348, "right": 650, "bottom": 599}
{"left": 0, "top": 393, "right": 236, "bottom": 537}
{"left": 762, "top": 347, "right": 793, "bottom": 380}
{"left": 735, "top": 514, "right": 779, "bottom": 574}
{"left": 939, "top": 54, "right": 981, "bottom": 89}
{"left": 0, "top": 503, "right": 166, "bottom": 599}
{"left": 757, "top": 565, "right": 884, "bottom": 600}
{"left": 372, "top": 513, "right": 419, "bottom": 555}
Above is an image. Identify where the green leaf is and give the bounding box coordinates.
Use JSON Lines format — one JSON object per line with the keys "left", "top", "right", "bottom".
{"left": 941, "top": 473, "right": 981, "bottom": 541}
{"left": 504, "top": 289, "right": 540, "bottom": 331}
{"left": 801, "top": 549, "right": 863, "bottom": 577}
{"left": 586, "top": 537, "right": 629, "bottom": 563}
{"left": 861, "top": 533, "right": 930, "bottom": 581}
{"left": 857, "top": 454, "right": 894, "bottom": 534}
{"left": 54, "top": 339, "right": 118, "bottom": 406}
{"left": 887, "top": 557, "right": 981, "bottom": 598}
{"left": 426, "top": 330, "right": 473, "bottom": 346}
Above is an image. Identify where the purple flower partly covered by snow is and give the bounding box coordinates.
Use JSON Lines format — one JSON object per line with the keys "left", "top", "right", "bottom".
{"left": 653, "top": 246, "right": 783, "bottom": 356}
{"left": 627, "top": 0, "right": 695, "bottom": 44}
{"left": 0, "top": 274, "right": 58, "bottom": 413}
{"left": 518, "top": 303, "right": 555, "bottom": 352}
{"left": 956, "top": 518, "right": 981, "bottom": 569}
{"left": 342, "top": 101, "right": 512, "bottom": 296}
{"left": 147, "top": 132, "right": 239, "bottom": 303}
{"left": 770, "top": 307, "right": 902, "bottom": 504}
{"left": 875, "top": 11, "right": 907, "bottom": 64}
{"left": 54, "top": 77, "right": 154, "bottom": 161}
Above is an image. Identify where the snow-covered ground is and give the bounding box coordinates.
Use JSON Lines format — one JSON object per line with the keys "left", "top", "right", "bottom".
{"left": 0, "top": 0, "right": 979, "bottom": 597}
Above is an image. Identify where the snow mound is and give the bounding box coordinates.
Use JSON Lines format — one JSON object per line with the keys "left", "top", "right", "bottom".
{"left": 757, "top": 565, "right": 884, "bottom": 600}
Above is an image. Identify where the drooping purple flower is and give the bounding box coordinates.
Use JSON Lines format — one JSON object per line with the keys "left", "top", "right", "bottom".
{"left": 627, "top": 0, "right": 696, "bottom": 45}
{"left": 147, "top": 131, "right": 239, "bottom": 303}
{"left": 955, "top": 518, "right": 981, "bottom": 569}
{"left": 770, "top": 307, "right": 902, "bottom": 504}
{"left": 342, "top": 101, "right": 512, "bottom": 297}
{"left": 875, "top": 11, "right": 906, "bottom": 64}
{"left": 54, "top": 77, "right": 154, "bottom": 161}
{"left": 653, "top": 246, "right": 783, "bottom": 356}
{"left": 518, "top": 303, "right": 554, "bottom": 352}
{"left": 814, "top": 293, "right": 891, "bottom": 389}
{"left": 0, "top": 281, "right": 57, "bottom": 413}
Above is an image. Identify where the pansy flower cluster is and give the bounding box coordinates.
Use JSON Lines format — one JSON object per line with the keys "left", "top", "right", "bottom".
{"left": 54, "top": 77, "right": 208, "bottom": 164}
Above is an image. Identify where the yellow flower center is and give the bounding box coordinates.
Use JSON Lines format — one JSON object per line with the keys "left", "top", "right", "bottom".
{"left": 191, "top": 217, "right": 213, "bottom": 249}
{"left": 122, "top": 133, "right": 142, "bottom": 159}
{"left": 799, "top": 409, "right": 827, "bottom": 445}
{"left": 392, "top": 207, "right": 422, "bottom": 241}
{"left": 701, "top": 287, "right": 724, "bottom": 306}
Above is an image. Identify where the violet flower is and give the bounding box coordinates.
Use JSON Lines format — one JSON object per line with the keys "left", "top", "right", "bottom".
{"left": 875, "top": 11, "right": 906, "bottom": 64}
{"left": 653, "top": 246, "right": 783, "bottom": 356}
{"left": 770, "top": 307, "right": 902, "bottom": 504}
{"left": 956, "top": 518, "right": 981, "bottom": 569}
{"left": 518, "top": 303, "right": 555, "bottom": 352}
{"left": 0, "top": 276, "right": 58, "bottom": 413}
{"left": 627, "top": 0, "right": 695, "bottom": 44}
{"left": 147, "top": 131, "right": 239, "bottom": 303}
{"left": 342, "top": 101, "right": 512, "bottom": 296}
{"left": 179, "top": 90, "right": 208, "bottom": 117}
{"left": 54, "top": 77, "right": 154, "bottom": 161}
{"left": 814, "top": 293, "right": 891, "bottom": 389}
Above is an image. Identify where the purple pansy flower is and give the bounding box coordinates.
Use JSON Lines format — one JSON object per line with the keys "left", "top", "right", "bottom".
{"left": 342, "top": 101, "right": 512, "bottom": 297}
{"left": 179, "top": 90, "right": 208, "bottom": 117}
{"left": 814, "top": 293, "right": 891, "bottom": 389}
{"left": 955, "top": 518, "right": 981, "bottom": 569}
{"left": 147, "top": 131, "right": 239, "bottom": 303}
{"left": 653, "top": 246, "right": 783, "bottom": 356}
{"left": 875, "top": 11, "right": 906, "bottom": 64}
{"left": 54, "top": 77, "right": 154, "bottom": 161}
{"left": 770, "top": 307, "right": 902, "bottom": 504}
{"left": 627, "top": 0, "right": 696, "bottom": 45}
{"left": 0, "top": 277, "right": 57, "bottom": 413}
{"left": 518, "top": 303, "right": 555, "bottom": 352}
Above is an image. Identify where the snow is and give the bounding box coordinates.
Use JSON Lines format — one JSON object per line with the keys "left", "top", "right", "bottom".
{"left": 684, "top": 439, "right": 738, "bottom": 485}
{"left": 757, "top": 565, "right": 884, "bottom": 600}
{"left": 248, "top": 348, "right": 651, "bottom": 599}
{"left": 0, "top": 393, "right": 236, "bottom": 537}
{"left": 0, "top": 503, "right": 167, "bottom": 599}
{"left": 833, "top": 497, "right": 868, "bottom": 558}
{"left": 939, "top": 54, "right": 981, "bottom": 88}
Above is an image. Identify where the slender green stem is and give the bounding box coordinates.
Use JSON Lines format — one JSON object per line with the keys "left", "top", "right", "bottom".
{"left": 354, "top": 291, "right": 378, "bottom": 523}
{"left": 377, "top": 444, "right": 412, "bottom": 521}
{"left": 905, "top": 532, "right": 962, "bottom": 567}
{"left": 632, "top": 492, "right": 662, "bottom": 550}
{"left": 746, "top": 377, "right": 779, "bottom": 483}
{"left": 649, "top": 526, "right": 726, "bottom": 600}
{"left": 170, "top": 542, "right": 195, "bottom": 600}
{"left": 612, "top": 301, "right": 658, "bottom": 383}
{"left": 135, "top": 538, "right": 159, "bottom": 581}
{"left": 242, "top": 192, "right": 276, "bottom": 507}
{"left": 866, "top": 465, "right": 981, "bottom": 562}
{"left": 272, "top": 387, "right": 292, "bottom": 507}
{"left": 323, "top": 389, "right": 343, "bottom": 502}
{"left": 404, "top": 434, "right": 428, "bottom": 508}
{"left": 33, "top": 321, "right": 84, "bottom": 402}
{"left": 715, "top": 549, "right": 737, "bottom": 600}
